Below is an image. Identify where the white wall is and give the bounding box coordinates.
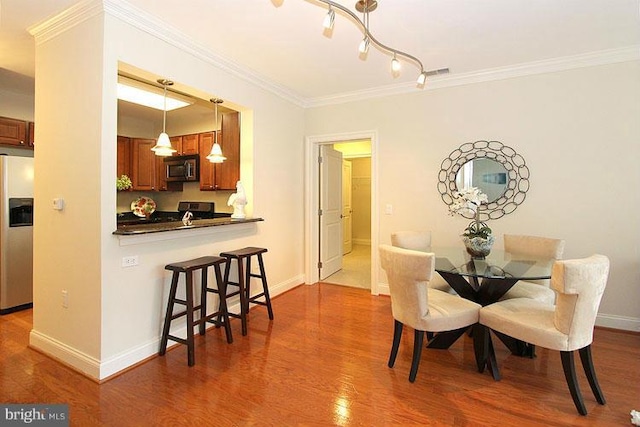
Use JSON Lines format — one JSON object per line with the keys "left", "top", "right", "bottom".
{"left": 305, "top": 61, "right": 640, "bottom": 331}
{"left": 30, "top": 5, "right": 306, "bottom": 379}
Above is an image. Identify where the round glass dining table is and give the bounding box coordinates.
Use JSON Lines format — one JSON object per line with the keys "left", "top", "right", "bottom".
{"left": 426, "top": 246, "right": 556, "bottom": 379}
{"left": 432, "top": 246, "right": 554, "bottom": 306}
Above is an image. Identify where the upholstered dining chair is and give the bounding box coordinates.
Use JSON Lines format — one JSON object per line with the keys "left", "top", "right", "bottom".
{"left": 501, "top": 234, "right": 566, "bottom": 304}
{"left": 379, "top": 244, "right": 481, "bottom": 382}
{"left": 390, "top": 230, "right": 453, "bottom": 293}
{"left": 479, "top": 255, "right": 610, "bottom": 415}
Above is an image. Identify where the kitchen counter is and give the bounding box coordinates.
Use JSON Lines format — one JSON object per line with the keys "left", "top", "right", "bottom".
{"left": 113, "top": 217, "right": 264, "bottom": 235}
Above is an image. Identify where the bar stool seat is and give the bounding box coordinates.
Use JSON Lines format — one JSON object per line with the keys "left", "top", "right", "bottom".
{"left": 220, "top": 247, "right": 274, "bottom": 336}
{"left": 159, "top": 255, "right": 232, "bottom": 366}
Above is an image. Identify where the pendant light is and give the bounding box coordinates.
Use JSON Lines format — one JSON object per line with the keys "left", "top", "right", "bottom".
{"left": 151, "top": 79, "right": 177, "bottom": 156}
{"left": 206, "top": 98, "right": 226, "bottom": 163}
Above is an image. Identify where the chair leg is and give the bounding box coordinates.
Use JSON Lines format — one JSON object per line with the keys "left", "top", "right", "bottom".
{"left": 185, "top": 270, "right": 196, "bottom": 367}
{"left": 579, "top": 345, "right": 606, "bottom": 405}
{"left": 159, "top": 272, "right": 179, "bottom": 356}
{"left": 409, "top": 329, "right": 425, "bottom": 383}
{"left": 560, "top": 351, "right": 587, "bottom": 415}
{"left": 388, "top": 320, "right": 403, "bottom": 368}
{"left": 199, "top": 267, "right": 208, "bottom": 336}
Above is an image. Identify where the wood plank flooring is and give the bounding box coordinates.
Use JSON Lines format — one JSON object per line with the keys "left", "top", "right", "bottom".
{"left": 1, "top": 283, "right": 638, "bottom": 426}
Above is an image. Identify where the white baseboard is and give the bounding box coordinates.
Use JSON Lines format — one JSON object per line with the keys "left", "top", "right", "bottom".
{"left": 30, "top": 274, "right": 305, "bottom": 381}
{"left": 352, "top": 239, "right": 371, "bottom": 246}
{"left": 595, "top": 313, "right": 640, "bottom": 332}
{"left": 29, "top": 330, "right": 101, "bottom": 379}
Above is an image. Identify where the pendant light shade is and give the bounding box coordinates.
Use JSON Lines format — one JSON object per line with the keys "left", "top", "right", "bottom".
{"left": 151, "top": 79, "right": 177, "bottom": 156}
{"left": 207, "top": 98, "right": 226, "bottom": 164}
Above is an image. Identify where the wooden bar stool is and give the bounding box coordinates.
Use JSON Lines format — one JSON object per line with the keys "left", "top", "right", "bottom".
{"left": 159, "top": 256, "right": 232, "bottom": 366}
{"left": 219, "top": 247, "right": 274, "bottom": 336}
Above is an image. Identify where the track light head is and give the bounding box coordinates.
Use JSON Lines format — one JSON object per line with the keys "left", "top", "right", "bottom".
{"left": 323, "top": 7, "right": 335, "bottom": 29}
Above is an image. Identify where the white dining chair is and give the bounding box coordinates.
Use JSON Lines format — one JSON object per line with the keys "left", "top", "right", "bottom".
{"left": 480, "top": 254, "right": 610, "bottom": 415}
{"left": 379, "top": 244, "right": 481, "bottom": 382}
{"left": 391, "top": 230, "right": 454, "bottom": 293}
{"left": 501, "top": 234, "right": 565, "bottom": 304}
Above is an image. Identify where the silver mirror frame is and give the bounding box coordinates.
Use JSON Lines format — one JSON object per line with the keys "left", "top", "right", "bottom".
{"left": 437, "top": 140, "right": 530, "bottom": 221}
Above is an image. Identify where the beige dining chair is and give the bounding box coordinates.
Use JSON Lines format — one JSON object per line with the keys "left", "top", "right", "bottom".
{"left": 390, "top": 230, "right": 454, "bottom": 293}
{"left": 480, "top": 254, "right": 610, "bottom": 415}
{"left": 501, "top": 234, "right": 566, "bottom": 304}
{"left": 379, "top": 244, "right": 481, "bottom": 382}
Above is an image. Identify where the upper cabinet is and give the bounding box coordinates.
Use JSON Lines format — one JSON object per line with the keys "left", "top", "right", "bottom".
{"left": 179, "top": 134, "right": 199, "bottom": 155}
{"left": 198, "top": 132, "right": 216, "bottom": 190}
{"left": 28, "top": 122, "right": 35, "bottom": 148}
{"left": 216, "top": 112, "right": 240, "bottom": 190}
{"left": 117, "top": 136, "right": 131, "bottom": 178}
{"left": 0, "top": 116, "right": 32, "bottom": 149}
{"left": 130, "top": 138, "right": 156, "bottom": 191}
{"left": 198, "top": 112, "right": 240, "bottom": 191}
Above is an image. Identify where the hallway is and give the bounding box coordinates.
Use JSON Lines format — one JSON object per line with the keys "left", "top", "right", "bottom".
{"left": 324, "top": 243, "right": 371, "bottom": 289}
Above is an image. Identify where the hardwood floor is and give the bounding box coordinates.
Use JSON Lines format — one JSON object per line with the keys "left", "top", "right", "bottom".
{"left": 1, "top": 283, "right": 638, "bottom": 426}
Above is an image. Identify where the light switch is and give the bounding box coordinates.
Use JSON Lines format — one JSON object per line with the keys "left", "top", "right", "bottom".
{"left": 53, "top": 198, "right": 65, "bottom": 210}
{"left": 385, "top": 204, "right": 393, "bottom": 215}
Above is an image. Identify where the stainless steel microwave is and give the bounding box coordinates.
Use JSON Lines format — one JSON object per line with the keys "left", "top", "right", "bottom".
{"left": 164, "top": 155, "right": 199, "bottom": 182}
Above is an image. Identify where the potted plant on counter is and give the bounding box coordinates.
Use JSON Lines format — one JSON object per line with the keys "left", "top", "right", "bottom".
{"left": 449, "top": 187, "right": 494, "bottom": 258}
{"left": 116, "top": 174, "right": 132, "bottom": 191}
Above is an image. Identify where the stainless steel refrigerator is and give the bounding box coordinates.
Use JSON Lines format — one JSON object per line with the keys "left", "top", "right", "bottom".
{"left": 0, "top": 155, "right": 34, "bottom": 314}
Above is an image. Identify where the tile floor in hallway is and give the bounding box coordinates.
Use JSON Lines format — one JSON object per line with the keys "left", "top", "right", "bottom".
{"left": 324, "top": 243, "right": 371, "bottom": 289}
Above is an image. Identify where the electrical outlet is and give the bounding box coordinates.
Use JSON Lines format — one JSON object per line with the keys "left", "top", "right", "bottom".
{"left": 62, "top": 290, "right": 68, "bottom": 308}
{"left": 122, "top": 255, "right": 139, "bottom": 268}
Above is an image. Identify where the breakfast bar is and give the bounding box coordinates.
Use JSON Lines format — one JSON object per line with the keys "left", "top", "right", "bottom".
{"left": 113, "top": 217, "right": 264, "bottom": 235}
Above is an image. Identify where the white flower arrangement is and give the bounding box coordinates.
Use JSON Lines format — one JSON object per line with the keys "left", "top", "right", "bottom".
{"left": 631, "top": 409, "right": 640, "bottom": 426}
{"left": 449, "top": 186, "right": 488, "bottom": 217}
{"left": 449, "top": 187, "right": 492, "bottom": 239}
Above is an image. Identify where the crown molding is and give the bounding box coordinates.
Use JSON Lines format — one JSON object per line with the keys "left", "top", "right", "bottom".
{"left": 28, "top": 0, "right": 104, "bottom": 44}
{"left": 27, "top": 0, "right": 640, "bottom": 110}
{"left": 305, "top": 45, "right": 640, "bottom": 107}
{"left": 101, "top": 0, "right": 307, "bottom": 107}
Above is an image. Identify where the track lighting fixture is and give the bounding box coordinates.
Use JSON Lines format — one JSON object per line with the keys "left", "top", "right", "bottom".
{"left": 151, "top": 79, "right": 177, "bottom": 157}
{"left": 303, "top": 0, "right": 428, "bottom": 87}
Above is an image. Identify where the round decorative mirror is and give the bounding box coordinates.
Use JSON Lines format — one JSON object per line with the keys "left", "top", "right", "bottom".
{"left": 455, "top": 158, "right": 509, "bottom": 203}
{"left": 438, "top": 140, "right": 530, "bottom": 221}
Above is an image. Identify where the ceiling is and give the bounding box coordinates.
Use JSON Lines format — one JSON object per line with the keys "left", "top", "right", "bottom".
{"left": 1, "top": 0, "right": 639, "bottom": 104}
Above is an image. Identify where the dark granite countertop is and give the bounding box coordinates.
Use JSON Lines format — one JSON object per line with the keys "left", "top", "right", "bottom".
{"left": 113, "top": 217, "right": 264, "bottom": 235}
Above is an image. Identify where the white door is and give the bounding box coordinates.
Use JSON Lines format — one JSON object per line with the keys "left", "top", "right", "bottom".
{"left": 342, "top": 159, "right": 353, "bottom": 255}
{"left": 320, "top": 145, "right": 343, "bottom": 280}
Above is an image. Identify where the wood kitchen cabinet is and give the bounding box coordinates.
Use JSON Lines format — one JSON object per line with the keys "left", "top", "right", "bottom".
{"left": 0, "top": 116, "right": 30, "bottom": 148}
{"left": 198, "top": 112, "right": 240, "bottom": 191}
{"left": 130, "top": 138, "right": 156, "bottom": 191}
{"left": 169, "top": 136, "right": 182, "bottom": 155}
{"left": 28, "top": 122, "right": 35, "bottom": 148}
{"left": 217, "top": 112, "right": 240, "bottom": 190}
{"left": 198, "top": 132, "right": 216, "bottom": 190}
{"left": 117, "top": 136, "right": 131, "bottom": 178}
{"left": 179, "top": 134, "right": 199, "bottom": 155}
{"left": 121, "top": 136, "right": 180, "bottom": 192}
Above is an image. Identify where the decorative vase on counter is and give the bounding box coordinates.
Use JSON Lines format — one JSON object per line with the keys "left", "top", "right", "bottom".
{"left": 462, "top": 234, "right": 495, "bottom": 259}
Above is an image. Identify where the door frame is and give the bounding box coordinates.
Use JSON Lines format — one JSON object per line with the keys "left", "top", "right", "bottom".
{"left": 304, "top": 130, "right": 379, "bottom": 295}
